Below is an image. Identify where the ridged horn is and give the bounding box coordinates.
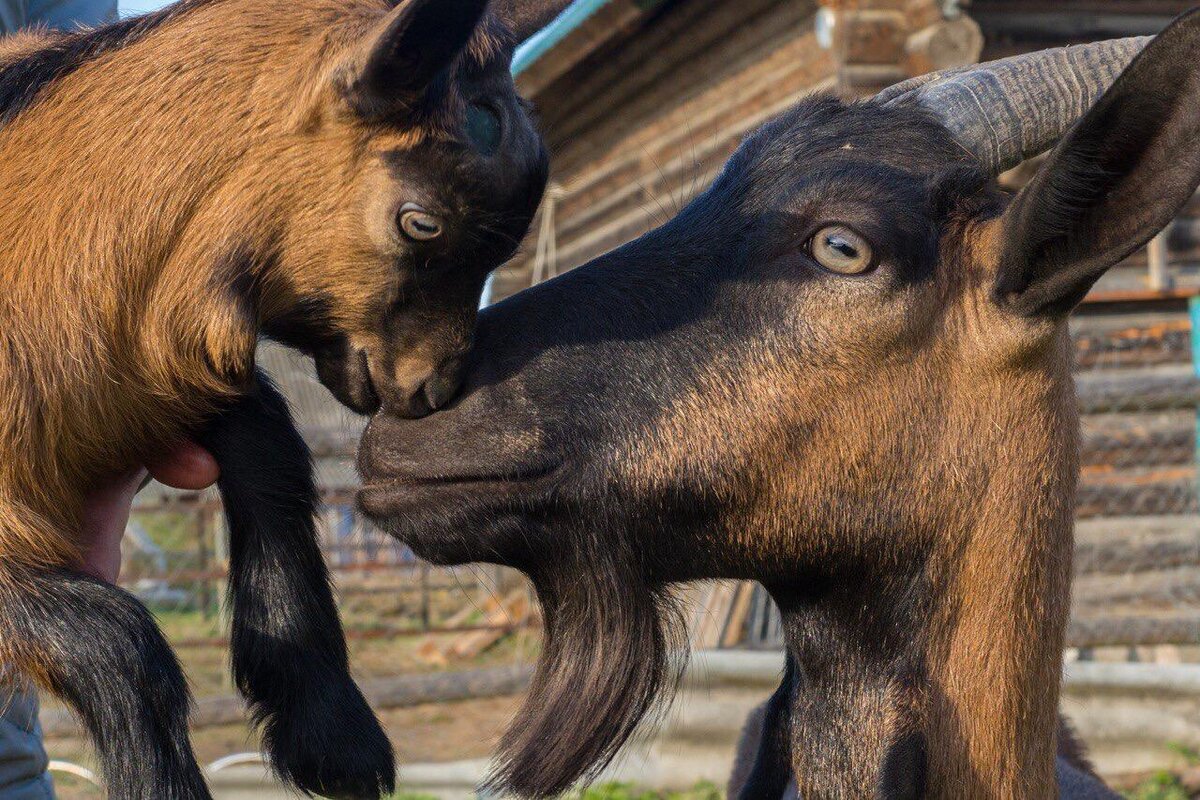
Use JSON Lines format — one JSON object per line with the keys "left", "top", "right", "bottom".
{"left": 878, "top": 37, "right": 1150, "bottom": 173}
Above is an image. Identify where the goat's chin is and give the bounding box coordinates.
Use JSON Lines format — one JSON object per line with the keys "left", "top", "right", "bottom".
{"left": 485, "top": 538, "right": 685, "bottom": 798}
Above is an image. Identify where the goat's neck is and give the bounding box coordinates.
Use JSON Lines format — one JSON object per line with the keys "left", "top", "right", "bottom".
{"left": 773, "top": 357, "right": 1079, "bottom": 799}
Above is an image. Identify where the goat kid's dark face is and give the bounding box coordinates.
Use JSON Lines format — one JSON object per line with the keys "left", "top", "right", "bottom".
{"left": 360, "top": 13, "right": 1200, "bottom": 797}
{"left": 265, "top": 0, "right": 548, "bottom": 417}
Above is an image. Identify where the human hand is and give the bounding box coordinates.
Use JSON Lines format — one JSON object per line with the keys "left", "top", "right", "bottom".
{"left": 80, "top": 441, "right": 220, "bottom": 582}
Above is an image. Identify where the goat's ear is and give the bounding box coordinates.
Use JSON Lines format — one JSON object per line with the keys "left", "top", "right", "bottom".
{"left": 995, "top": 11, "right": 1200, "bottom": 317}
{"left": 337, "top": 0, "right": 488, "bottom": 119}
{"left": 492, "top": 0, "right": 573, "bottom": 42}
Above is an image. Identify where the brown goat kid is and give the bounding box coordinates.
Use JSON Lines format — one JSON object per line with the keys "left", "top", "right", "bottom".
{"left": 0, "top": 0, "right": 565, "bottom": 797}
{"left": 356, "top": 11, "right": 1200, "bottom": 800}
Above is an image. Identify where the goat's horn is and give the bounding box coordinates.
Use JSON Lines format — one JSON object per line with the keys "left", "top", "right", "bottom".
{"left": 879, "top": 37, "right": 1150, "bottom": 173}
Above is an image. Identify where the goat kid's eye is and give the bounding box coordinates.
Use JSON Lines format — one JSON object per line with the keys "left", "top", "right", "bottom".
{"left": 398, "top": 203, "right": 443, "bottom": 241}
{"left": 807, "top": 225, "right": 873, "bottom": 275}
{"left": 466, "top": 102, "right": 502, "bottom": 155}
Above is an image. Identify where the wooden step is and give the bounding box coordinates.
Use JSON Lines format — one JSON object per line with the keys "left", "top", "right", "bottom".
{"left": 1076, "top": 364, "right": 1200, "bottom": 414}
{"left": 1077, "top": 467, "right": 1196, "bottom": 518}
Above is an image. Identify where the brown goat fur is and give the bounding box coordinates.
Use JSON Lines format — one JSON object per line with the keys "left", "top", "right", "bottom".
{"left": 0, "top": 0, "right": 564, "bottom": 796}
{"left": 0, "top": 0, "right": 512, "bottom": 563}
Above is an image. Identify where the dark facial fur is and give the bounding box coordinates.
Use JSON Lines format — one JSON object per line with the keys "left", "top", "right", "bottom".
{"left": 359, "top": 98, "right": 999, "bottom": 797}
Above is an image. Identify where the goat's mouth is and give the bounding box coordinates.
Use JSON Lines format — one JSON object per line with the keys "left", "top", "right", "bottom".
{"left": 358, "top": 463, "right": 558, "bottom": 514}
{"left": 357, "top": 462, "right": 561, "bottom": 565}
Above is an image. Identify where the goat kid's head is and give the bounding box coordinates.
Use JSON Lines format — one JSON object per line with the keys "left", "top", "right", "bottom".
{"left": 256, "top": 0, "right": 552, "bottom": 417}
{"left": 359, "top": 11, "right": 1200, "bottom": 797}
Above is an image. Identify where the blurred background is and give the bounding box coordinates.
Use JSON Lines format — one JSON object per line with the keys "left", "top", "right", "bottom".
{"left": 43, "top": 0, "right": 1200, "bottom": 798}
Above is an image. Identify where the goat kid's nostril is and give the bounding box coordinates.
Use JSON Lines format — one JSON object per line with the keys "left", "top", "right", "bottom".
{"left": 422, "top": 357, "right": 467, "bottom": 412}
{"left": 422, "top": 373, "right": 459, "bottom": 412}
{"left": 384, "top": 354, "right": 468, "bottom": 418}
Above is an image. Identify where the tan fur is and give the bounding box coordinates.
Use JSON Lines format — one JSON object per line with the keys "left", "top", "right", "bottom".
{"left": 616, "top": 216, "right": 1077, "bottom": 798}
{"left": 0, "top": 28, "right": 58, "bottom": 61}
{"left": 0, "top": 0, "right": 498, "bottom": 663}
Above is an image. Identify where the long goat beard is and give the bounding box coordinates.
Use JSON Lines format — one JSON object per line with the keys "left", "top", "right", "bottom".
{"left": 484, "top": 534, "right": 685, "bottom": 798}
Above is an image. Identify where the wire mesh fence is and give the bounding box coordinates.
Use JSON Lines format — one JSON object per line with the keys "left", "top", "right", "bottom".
{"left": 119, "top": 490, "right": 539, "bottom": 678}
{"left": 1069, "top": 307, "right": 1200, "bottom": 662}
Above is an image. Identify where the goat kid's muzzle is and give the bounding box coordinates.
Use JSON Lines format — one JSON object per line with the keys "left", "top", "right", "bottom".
{"left": 315, "top": 336, "right": 470, "bottom": 418}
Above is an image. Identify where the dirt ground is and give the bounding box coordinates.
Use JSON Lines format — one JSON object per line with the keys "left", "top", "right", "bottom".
{"left": 39, "top": 563, "right": 539, "bottom": 798}
{"left": 45, "top": 694, "right": 523, "bottom": 800}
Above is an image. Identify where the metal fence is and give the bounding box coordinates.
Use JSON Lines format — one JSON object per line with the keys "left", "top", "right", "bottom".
{"left": 120, "top": 489, "right": 537, "bottom": 659}
{"left": 1070, "top": 305, "right": 1200, "bottom": 660}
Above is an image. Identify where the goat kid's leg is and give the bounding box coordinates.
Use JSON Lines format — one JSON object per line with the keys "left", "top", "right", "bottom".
{"left": 198, "top": 372, "right": 394, "bottom": 799}
{"left": 0, "top": 565, "right": 209, "bottom": 799}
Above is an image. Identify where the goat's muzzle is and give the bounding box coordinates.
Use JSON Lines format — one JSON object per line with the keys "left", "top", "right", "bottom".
{"left": 315, "top": 340, "right": 381, "bottom": 415}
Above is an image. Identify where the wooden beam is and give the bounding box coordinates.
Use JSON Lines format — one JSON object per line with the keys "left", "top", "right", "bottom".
{"left": 1066, "top": 615, "right": 1200, "bottom": 648}
{"left": 516, "top": 0, "right": 663, "bottom": 98}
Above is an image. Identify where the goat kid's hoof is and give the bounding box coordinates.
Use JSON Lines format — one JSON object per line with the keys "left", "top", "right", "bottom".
{"left": 273, "top": 733, "right": 396, "bottom": 800}
{"left": 263, "top": 682, "right": 396, "bottom": 799}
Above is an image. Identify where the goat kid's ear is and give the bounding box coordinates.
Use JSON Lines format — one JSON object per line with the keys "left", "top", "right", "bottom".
{"left": 492, "top": 0, "right": 573, "bottom": 42}
{"left": 995, "top": 10, "right": 1200, "bottom": 317}
{"left": 337, "top": 0, "right": 489, "bottom": 119}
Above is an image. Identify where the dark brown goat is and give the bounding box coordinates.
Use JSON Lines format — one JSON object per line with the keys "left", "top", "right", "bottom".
{"left": 357, "top": 11, "right": 1200, "bottom": 800}
{"left": 0, "top": 0, "right": 567, "bottom": 797}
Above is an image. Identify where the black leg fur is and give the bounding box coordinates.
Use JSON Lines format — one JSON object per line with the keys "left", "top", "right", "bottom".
{"left": 0, "top": 567, "right": 210, "bottom": 799}
{"left": 197, "top": 371, "right": 394, "bottom": 799}
{"left": 732, "top": 652, "right": 796, "bottom": 800}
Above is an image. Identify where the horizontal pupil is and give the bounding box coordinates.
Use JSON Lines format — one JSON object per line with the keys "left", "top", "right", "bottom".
{"left": 827, "top": 238, "right": 857, "bottom": 257}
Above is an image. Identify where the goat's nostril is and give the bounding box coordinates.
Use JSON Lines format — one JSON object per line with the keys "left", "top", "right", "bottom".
{"left": 385, "top": 356, "right": 466, "bottom": 418}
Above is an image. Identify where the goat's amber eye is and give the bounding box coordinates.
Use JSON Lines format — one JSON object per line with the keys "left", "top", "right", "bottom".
{"left": 466, "top": 103, "right": 501, "bottom": 155}
{"left": 808, "top": 225, "right": 873, "bottom": 274}
{"left": 398, "top": 203, "right": 443, "bottom": 241}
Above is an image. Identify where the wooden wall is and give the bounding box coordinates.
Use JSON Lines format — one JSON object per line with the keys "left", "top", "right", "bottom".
{"left": 491, "top": 0, "right": 1199, "bottom": 304}
{"left": 491, "top": 0, "right": 830, "bottom": 301}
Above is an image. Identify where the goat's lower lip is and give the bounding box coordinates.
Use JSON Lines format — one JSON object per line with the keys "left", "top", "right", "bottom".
{"left": 357, "top": 463, "right": 558, "bottom": 519}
